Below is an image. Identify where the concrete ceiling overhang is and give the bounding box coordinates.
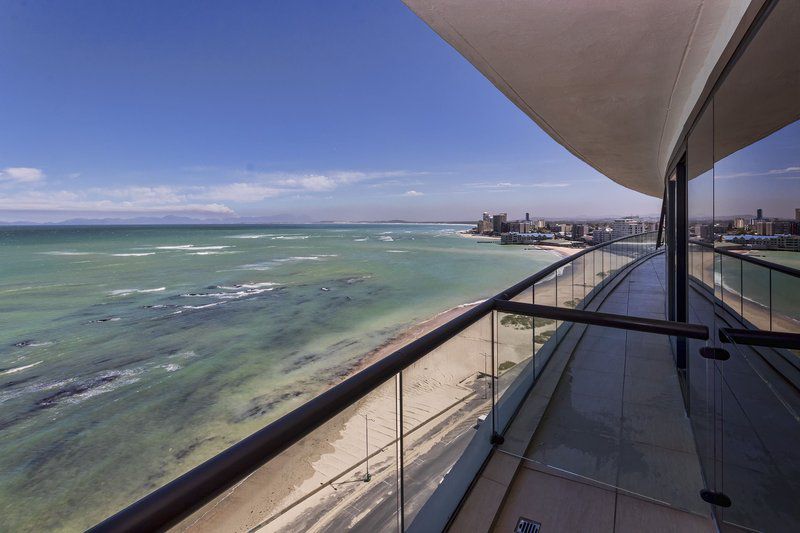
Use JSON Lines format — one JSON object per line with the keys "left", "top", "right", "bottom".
{"left": 403, "top": 0, "right": 754, "bottom": 197}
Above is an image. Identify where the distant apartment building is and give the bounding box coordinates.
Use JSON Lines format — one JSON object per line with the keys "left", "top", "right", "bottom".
{"left": 734, "top": 217, "right": 747, "bottom": 229}
{"left": 572, "top": 224, "right": 588, "bottom": 240}
{"left": 796, "top": 208, "right": 800, "bottom": 222}
{"left": 500, "top": 232, "right": 554, "bottom": 244}
{"left": 691, "top": 223, "right": 713, "bottom": 241}
{"left": 592, "top": 226, "right": 613, "bottom": 243}
{"left": 492, "top": 213, "right": 507, "bottom": 234}
{"left": 475, "top": 212, "right": 494, "bottom": 234}
{"left": 753, "top": 220, "right": 774, "bottom": 236}
{"left": 508, "top": 220, "right": 533, "bottom": 233}
{"left": 535, "top": 219, "right": 546, "bottom": 229}
{"left": 772, "top": 220, "right": 799, "bottom": 235}
{"left": 611, "top": 218, "right": 646, "bottom": 239}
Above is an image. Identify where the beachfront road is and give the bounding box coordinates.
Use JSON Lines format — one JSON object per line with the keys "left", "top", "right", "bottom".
{"left": 320, "top": 397, "right": 487, "bottom": 531}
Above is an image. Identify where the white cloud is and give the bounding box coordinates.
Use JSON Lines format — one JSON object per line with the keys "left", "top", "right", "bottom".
{"left": 94, "top": 186, "right": 186, "bottom": 204}
{"left": 466, "top": 181, "right": 571, "bottom": 190}
{"left": 275, "top": 174, "right": 337, "bottom": 191}
{"left": 190, "top": 183, "right": 283, "bottom": 202}
{"left": 403, "top": 190, "right": 424, "bottom": 197}
{"left": 270, "top": 170, "right": 423, "bottom": 192}
{"left": 531, "top": 182, "right": 570, "bottom": 188}
{"left": 0, "top": 167, "right": 45, "bottom": 183}
{"left": 778, "top": 166, "right": 800, "bottom": 173}
{"left": 716, "top": 166, "right": 800, "bottom": 180}
{"left": 0, "top": 190, "right": 233, "bottom": 215}
{"left": 0, "top": 166, "right": 430, "bottom": 220}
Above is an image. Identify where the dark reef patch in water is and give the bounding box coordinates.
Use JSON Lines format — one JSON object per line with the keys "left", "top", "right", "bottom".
{"left": 283, "top": 351, "right": 324, "bottom": 373}
{"left": 87, "top": 316, "right": 121, "bottom": 324}
{"left": 36, "top": 374, "right": 120, "bottom": 408}
{"left": 13, "top": 339, "right": 36, "bottom": 347}
{"left": 173, "top": 435, "right": 219, "bottom": 462}
{"left": 0, "top": 375, "right": 40, "bottom": 389}
{"left": 232, "top": 390, "right": 305, "bottom": 423}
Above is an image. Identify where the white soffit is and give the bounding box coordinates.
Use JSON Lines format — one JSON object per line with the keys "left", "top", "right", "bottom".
{"left": 403, "top": 0, "right": 752, "bottom": 197}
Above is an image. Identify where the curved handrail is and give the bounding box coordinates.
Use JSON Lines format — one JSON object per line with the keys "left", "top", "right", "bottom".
{"left": 89, "top": 231, "right": 658, "bottom": 532}
{"left": 691, "top": 239, "right": 800, "bottom": 278}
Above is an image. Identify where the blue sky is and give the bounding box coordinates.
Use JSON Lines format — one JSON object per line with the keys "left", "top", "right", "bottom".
{"left": 1, "top": 1, "right": 790, "bottom": 223}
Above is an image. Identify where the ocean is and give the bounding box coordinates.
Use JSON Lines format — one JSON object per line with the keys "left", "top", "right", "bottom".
{"left": 0, "top": 224, "right": 558, "bottom": 531}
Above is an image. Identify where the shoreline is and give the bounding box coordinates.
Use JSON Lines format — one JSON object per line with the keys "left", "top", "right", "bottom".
{"left": 179, "top": 297, "right": 490, "bottom": 532}
{"left": 346, "top": 299, "right": 485, "bottom": 377}
{"left": 528, "top": 244, "right": 582, "bottom": 260}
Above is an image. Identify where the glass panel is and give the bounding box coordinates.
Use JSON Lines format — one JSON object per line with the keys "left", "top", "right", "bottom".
{"left": 584, "top": 250, "right": 599, "bottom": 301}
{"left": 555, "top": 259, "right": 574, "bottom": 309}
{"left": 771, "top": 270, "right": 800, "bottom": 334}
{"left": 509, "top": 285, "right": 533, "bottom": 304}
{"left": 686, "top": 100, "right": 719, "bottom": 511}
{"left": 175, "top": 377, "right": 401, "bottom": 532}
{"left": 689, "top": 242, "right": 699, "bottom": 281}
{"left": 571, "top": 255, "right": 586, "bottom": 309}
{"left": 741, "top": 261, "right": 770, "bottom": 330}
{"left": 401, "top": 314, "right": 492, "bottom": 529}
{"left": 708, "top": 1, "right": 800, "bottom": 529}
{"left": 701, "top": 246, "right": 715, "bottom": 293}
{"left": 532, "top": 277, "right": 557, "bottom": 375}
{"left": 720, "top": 254, "right": 743, "bottom": 317}
{"left": 688, "top": 94, "right": 714, "bottom": 295}
{"left": 713, "top": 0, "right": 800, "bottom": 275}
{"left": 597, "top": 248, "right": 608, "bottom": 288}
{"left": 717, "top": 336, "right": 800, "bottom": 530}
{"left": 496, "top": 312, "right": 536, "bottom": 429}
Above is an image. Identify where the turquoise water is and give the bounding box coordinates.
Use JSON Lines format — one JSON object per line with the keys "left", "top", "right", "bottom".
{"left": 0, "top": 224, "right": 557, "bottom": 531}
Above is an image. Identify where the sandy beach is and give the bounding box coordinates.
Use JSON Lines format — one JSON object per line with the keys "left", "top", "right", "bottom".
{"left": 528, "top": 244, "right": 583, "bottom": 260}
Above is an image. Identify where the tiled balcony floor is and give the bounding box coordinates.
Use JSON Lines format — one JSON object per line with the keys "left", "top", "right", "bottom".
{"left": 451, "top": 255, "right": 716, "bottom": 532}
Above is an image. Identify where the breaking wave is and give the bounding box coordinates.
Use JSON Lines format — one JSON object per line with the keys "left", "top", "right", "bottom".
{"left": 109, "top": 287, "right": 166, "bottom": 297}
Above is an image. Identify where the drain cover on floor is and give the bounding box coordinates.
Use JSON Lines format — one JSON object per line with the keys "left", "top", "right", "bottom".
{"left": 514, "top": 517, "right": 541, "bottom": 533}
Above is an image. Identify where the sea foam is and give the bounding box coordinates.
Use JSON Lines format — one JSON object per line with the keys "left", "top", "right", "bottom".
{"left": 109, "top": 287, "right": 166, "bottom": 297}
{"left": 1, "top": 361, "right": 43, "bottom": 375}
{"left": 155, "top": 245, "right": 231, "bottom": 251}
{"left": 111, "top": 252, "right": 156, "bottom": 257}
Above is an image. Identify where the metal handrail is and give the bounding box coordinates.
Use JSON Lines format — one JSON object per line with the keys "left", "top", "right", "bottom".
{"left": 495, "top": 301, "right": 708, "bottom": 340}
{"left": 89, "top": 231, "right": 659, "bottom": 532}
{"left": 691, "top": 239, "right": 800, "bottom": 279}
{"left": 719, "top": 328, "right": 800, "bottom": 349}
